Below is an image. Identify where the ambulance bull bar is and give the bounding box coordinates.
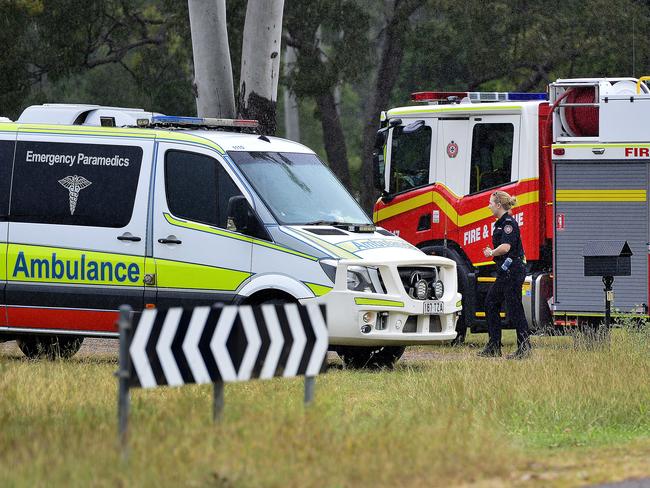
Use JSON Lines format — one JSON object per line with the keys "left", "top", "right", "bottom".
{"left": 317, "top": 255, "right": 461, "bottom": 345}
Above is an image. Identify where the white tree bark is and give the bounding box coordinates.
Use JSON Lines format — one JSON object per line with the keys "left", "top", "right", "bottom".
{"left": 282, "top": 45, "right": 300, "bottom": 142}
{"left": 188, "top": 0, "right": 235, "bottom": 118}
{"left": 239, "top": 0, "right": 284, "bottom": 133}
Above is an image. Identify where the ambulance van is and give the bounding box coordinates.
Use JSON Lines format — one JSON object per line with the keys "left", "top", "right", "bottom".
{"left": 0, "top": 104, "right": 460, "bottom": 367}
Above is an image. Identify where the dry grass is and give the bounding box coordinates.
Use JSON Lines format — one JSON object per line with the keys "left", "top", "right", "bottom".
{"left": 1, "top": 328, "right": 649, "bottom": 487}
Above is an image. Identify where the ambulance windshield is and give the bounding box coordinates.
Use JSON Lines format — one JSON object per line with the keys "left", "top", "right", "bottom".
{"left": 228, "top": 151, "right": 371, "bottom": 226}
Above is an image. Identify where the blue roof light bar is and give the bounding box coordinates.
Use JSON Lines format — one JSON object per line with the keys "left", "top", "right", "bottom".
{"left": 148, "top": 115, "right": 259, "bottom": 128}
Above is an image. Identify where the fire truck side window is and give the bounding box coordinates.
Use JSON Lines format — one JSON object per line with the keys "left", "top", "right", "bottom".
{"left": 469, "top": 123, "right": 514, "bottom": 194}
{"left": 389, "top": 125, "right": 432, "bottom": 194}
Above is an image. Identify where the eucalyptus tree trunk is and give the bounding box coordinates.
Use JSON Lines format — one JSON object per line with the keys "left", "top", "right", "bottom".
{"left": 188, "top": 0, "right": 235, "bottom": 118}
{"left": 283, "top": 45, "right": 300, "bottom": 141}
{"left": 238, "top": 0, "right": 284, "bottom": 134}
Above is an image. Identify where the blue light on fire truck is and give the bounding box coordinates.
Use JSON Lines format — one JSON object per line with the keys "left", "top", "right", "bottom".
{"left": 504, "top": 92, "right": 548, "bottom": 101}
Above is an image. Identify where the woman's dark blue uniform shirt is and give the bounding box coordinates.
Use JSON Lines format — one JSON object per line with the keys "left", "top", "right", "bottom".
{"left": 492, "top": 213, "right": 524, "bottom": 265}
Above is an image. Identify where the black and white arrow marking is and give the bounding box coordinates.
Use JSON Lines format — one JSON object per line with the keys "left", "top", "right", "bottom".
{"left": 129, "top": 303, "right": 328, "bottom": 388}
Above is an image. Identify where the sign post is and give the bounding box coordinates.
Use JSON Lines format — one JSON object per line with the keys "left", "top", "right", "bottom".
{"left": 116, "top": 305, "right": 132, "bottom": 457}
{"left": 117, "top": 303, "right": 327, "bottom": 453}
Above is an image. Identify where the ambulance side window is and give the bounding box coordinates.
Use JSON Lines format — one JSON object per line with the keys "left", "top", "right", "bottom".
{"left": 0, "top": 140, "right": 14, "bottom": 218}
{"left": 10, "top": 141, "right": 142, "bottom": 227}
{"left": 469, "top": 123, "right": 514, "bottom": 194}
{"left": 389, "top": 124, "right": 432, "bottom": 194}
{"left": 165, "top": 150, "right": 244, "bottom": 230}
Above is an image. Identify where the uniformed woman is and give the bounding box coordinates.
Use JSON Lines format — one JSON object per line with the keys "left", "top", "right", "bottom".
{"left": 479, "top": 190, "right": 531, "bottom": 359}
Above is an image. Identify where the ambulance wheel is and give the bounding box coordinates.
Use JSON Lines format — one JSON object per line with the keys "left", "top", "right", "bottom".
{"left": 17, "top": 335, "right": 83, "bottom": 360}
{"left": 421, "top": 246, "right": 469, "bottom": 345}
{"left": 336, "top": 345, "right": 405, "bottom": 369}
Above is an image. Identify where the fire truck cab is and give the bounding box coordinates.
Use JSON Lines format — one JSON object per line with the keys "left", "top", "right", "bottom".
{"left": 373, "top": 78, "right": 650, "bottom": 337}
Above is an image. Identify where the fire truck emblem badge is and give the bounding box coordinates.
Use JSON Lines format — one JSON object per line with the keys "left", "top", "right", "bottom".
{"left": 446, "top": 141, "right": 458, "bottom": 158}
{"left": 59, "top": 175, "right": 92, "bottom": 215}
{"left": 504, "top": 224, "right": 513, "bottom": 234}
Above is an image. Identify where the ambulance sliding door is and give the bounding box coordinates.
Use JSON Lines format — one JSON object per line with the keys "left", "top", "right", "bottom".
{"left": 152, "top": 143, "right": 253, "bottom": 307}
{"left": 6, "top": 132, "right": 152, "bottom": 335}
{"left": 0, "top": 131, "right": 15, "bottom": 327}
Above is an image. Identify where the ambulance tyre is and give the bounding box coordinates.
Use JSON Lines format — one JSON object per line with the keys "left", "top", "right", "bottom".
{"left": 421, "top": 246, "right": 469, "bottom": 345}
{"left": 336, "top": 345, "right": 405, "bottom": 370}
{"left": 17, "top": 335, "right": 84, "bottom": 360}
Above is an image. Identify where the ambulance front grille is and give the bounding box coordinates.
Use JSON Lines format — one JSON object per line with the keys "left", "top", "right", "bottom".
{"left": 397, "top": 266, "right": 440, "bottom": 300}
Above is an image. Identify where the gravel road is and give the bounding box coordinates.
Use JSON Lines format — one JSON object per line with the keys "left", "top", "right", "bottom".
{"left": 0, "top": 338, "right": 469, "bottom": 362}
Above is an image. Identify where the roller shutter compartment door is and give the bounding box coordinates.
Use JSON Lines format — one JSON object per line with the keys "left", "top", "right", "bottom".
{"left": 554, "top": 161, "right": 648, "bottom": 313}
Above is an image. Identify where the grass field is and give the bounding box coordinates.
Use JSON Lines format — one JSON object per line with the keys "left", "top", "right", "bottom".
{"left": 1, "top": 327, "right": 649, "bottom": 487}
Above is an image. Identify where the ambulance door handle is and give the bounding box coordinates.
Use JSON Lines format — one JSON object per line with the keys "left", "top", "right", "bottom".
{"left": 117, "top": 233, "right": 141, "bottom": 242}
{"left": 158, "top": 236, "right": 182, "bottom": 245}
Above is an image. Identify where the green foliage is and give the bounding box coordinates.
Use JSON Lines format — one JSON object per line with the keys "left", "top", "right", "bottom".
{"left": 0, "top": 1, "right": 38, "bottom": 116}
{"left": 284, "top": 1, "right": 373, "bottom": 98}
{"left": 5, "top": 0, "right": 650, "bottom": 197}
{"left": 0, "top": 0, "right": 194, "bottom": 118}
{"left": 395, "top": 0, "right": 649, "bottom": 103}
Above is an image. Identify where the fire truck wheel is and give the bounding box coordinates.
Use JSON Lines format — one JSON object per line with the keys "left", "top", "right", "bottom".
{"left": 421, "top": 246, "right": 470, "bottom": 345}
{"left": 17, "top": 335, "right": 84, "bottom": 360}
{"left": 336, "top": 345, "right": 405, "bottom": 369}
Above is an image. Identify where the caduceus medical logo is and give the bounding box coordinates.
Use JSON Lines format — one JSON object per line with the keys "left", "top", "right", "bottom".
{"left": 58, "top": 175, "right": 92, "bottom": 215}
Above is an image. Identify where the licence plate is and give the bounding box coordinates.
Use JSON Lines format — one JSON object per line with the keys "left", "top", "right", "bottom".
{"left": 423, "top": 300, "right": 443, "bottom": 314}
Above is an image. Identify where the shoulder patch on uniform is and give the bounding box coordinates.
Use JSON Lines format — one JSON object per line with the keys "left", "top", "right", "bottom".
{"left": 504, "top": 224, "right": 513, "bottom": 234}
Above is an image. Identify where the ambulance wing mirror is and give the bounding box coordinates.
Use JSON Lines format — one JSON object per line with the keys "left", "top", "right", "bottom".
{"left": 226, "top": 196, "right": 269, "bottom": 240}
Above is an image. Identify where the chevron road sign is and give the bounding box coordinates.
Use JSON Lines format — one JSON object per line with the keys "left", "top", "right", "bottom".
{"left": 116, "top": 303, "right": 328, "bottom": 453}
{"left": 129, "top": 303, "right": 328, "bottom": 387}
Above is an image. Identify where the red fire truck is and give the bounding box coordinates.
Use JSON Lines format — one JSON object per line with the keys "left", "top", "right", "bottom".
{"left": 373, "top": 77, "right": 650, "bottom": 340}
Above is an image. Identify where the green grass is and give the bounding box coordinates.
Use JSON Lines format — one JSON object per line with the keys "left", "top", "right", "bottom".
{"left": 1, "top": 328, "right": 650, "bottom": 487}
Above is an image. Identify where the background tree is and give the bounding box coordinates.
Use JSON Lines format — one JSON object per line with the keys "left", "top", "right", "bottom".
{"left": 3, "top": 0, "right": 650, "bottom": 215}
{"left": 238, "top": 0, "right": 284, "bottom": 134}
{"left": 188, "top": 0, "right": 236, "bottom": 118}
{"left": 284, "top": 0, "right": 373, "bottom": 189}
{"left": 358, "top": 0, "right": 427, "bottom": 210}
{"left": 0, "top": 0, "right": 191, "bottom": 119}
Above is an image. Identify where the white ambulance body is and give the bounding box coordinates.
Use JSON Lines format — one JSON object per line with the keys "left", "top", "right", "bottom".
{"left": 0, "top": 104, "right": 460, "bottom": 366}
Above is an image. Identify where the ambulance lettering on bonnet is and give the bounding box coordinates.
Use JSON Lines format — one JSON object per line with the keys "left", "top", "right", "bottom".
{"left": 0, "top": 103, "right": 461, "bottom": 366}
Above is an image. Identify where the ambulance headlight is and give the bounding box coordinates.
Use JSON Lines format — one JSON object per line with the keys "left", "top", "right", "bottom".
{"left": 347, "top": 266, "right": 383, "bottom": 293}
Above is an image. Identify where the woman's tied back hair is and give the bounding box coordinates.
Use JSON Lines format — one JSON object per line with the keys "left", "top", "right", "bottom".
{"left": 492, "top": 190, "right": 517, "bottom": 211}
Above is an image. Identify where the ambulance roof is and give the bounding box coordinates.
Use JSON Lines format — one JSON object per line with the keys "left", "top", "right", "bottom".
{"left": 14, "top": 103, "right": 314, "bottom": 155}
